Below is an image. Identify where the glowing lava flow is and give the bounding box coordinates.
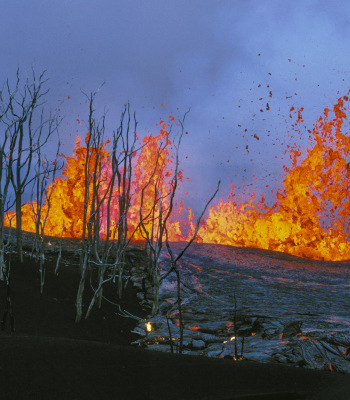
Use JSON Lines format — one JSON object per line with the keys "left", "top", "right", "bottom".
{"left": 6, "top": 96, "right": 350, "bottom": 261}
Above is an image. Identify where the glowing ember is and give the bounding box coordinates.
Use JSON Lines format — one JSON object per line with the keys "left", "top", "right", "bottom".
{"left": 223, "top": 336, "right": 236, "bottom": 344}
{"left": 188, "top": 326, "right": 200, "bottom": 331}
{"left": 145, "top": 321, "right": 152, "bottom": 332}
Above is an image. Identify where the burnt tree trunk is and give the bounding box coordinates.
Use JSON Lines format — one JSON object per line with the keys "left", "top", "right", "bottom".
{"left": 76, "top": 251, "right": 89, "bottom": 323}
{"left": 15, "top": 190, "right": 23, "bottom": 263}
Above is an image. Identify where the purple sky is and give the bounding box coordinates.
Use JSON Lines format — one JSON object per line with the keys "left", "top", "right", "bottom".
{"left": 1, "top": 1, "right": 350, "bottom": 210}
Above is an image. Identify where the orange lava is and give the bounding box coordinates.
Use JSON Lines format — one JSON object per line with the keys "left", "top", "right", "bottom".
{"left": 188, "top": 326, "right": 200, "bottom": 331}
{"left": 196, "top": 94, "right": 350, "bottom": 261}
{"left": 6, "top": 96, "right": 350, "bottom": 261}
{"left": 6, "top": 118, "right": 188, "bottom": 243}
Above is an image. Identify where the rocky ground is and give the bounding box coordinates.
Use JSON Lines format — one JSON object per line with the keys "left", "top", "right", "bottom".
{"left": 0, "top": 231, "right": 350, "bottom": 399}
{"left": 130, "top": 242, "right": 350, "bottom": 373}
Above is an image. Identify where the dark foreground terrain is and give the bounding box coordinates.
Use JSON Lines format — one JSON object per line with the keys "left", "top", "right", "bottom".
{"left": 0, "top": 242, "right": 349, "bottom": 399}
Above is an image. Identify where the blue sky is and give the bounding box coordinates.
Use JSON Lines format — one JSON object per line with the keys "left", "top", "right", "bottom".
{"left": 1, "top": 0, "right": 350, "bottom": 209}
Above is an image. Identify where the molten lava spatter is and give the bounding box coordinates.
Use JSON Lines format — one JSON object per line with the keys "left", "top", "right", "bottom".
{"left": 6, "top": 117, "right": 187, "bottom": 243}
{"left": 6, "top": 97, "right": 350, "bottom": 261}
{"left": 197, "top": 94, "right": 350, "bottom": 261}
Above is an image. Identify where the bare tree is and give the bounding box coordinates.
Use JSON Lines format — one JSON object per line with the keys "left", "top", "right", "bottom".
{"left": 86, "top": 102, "right": 140, "bottom": 317}
{"left": 75, "top": 98, "right": 219, "bottom": 326}
{"left": 0, "top": 72, "right": 20, "bottom": 279}
{"left": 54, "top": 223, "right": 66, "bottom": 275}
{"left": 138, "top": 110, "right": 220, "bottom": 321}
{"left": 76, "top": 90, "right": 107, "bottom": 322}
{"left": 30, "top": 135, "right": 63, "bottom": 293}
{"left": 138, "top": 133, "right": 173, "bottom": 316}
{"left": 109, "top": 103, "right": 137, "bottom": 299}
{"left": 75, "top": 94, "right": 139, "bottom": 322}
{"left": 6, "top": 70, "right": 58, "bottom": 262}
{"left": 164, "top": 180, "right": 220, "bottom": 353}
{"left": 138, "top": 111, "right": 188, "bottom": 316}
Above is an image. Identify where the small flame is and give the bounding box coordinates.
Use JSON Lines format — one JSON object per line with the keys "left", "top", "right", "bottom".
{"left": 48, "top": 241, "right": 52, "bottom": 246}
{"left": 145, "top": 321, "right": 152, "bottom": 332}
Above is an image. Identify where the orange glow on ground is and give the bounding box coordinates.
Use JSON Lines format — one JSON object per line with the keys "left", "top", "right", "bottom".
{"left": 188, "top": 326, "right": 200, "bottom": 331}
